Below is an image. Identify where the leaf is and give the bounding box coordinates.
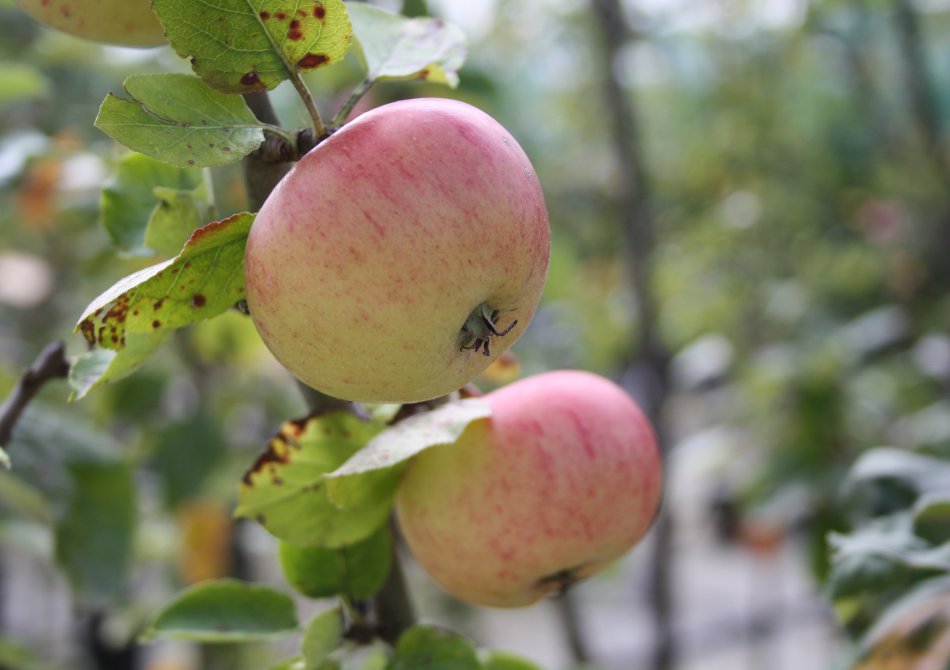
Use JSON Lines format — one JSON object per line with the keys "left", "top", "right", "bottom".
{"left": 152, "top": 0, "right": 352, "bottom": 93}
{"left": 0, "top": 62, "right": 50, "bottom": 105}
{"left": 325, "top": 398, "right": 490, "bottom": 509}
{"left": 95, "top": 74, "right": 265, "bottom": 168}
{"left": 302, "top": 608, "right": 343, "bottom": 670}
{"left": 99, "top": 152, "right": 205, "bottom": 255}
{"left": 913, "top": 494, "right": 950, "bottom": 546}
{"left": 856, "top": 576, "right": 950, "bottom": 669}
{"left": 145, "top": 184, "right": 215, "bottom": 258}
{"left": 0, "top": 446, "right": 8, "bottom": 470}
{"left": 347, "top": 3, "right": 466, "bottom": 87}
{"left": 235, "top": 411, "right": 390, "bottom": 547}
{"left": 847, "top": 447, "right": 950, "bottom": 498}
{"left": 73, "top": 213, "right": 252, "bottom": 394}
{"left": 270, "top": 659, "right": 305, "bottom": 670}
{"left": 54, "top": 461, "right": 136, "bottom": 608}
{"left": 479, "top": 651, "right": 543, "bottom": 670}
{"left": 68, "top": 333, "right": 168, "bottom": 400}
{"left": 279, "top": 525, "right": 392, "bottom": 600}
{"left": 143, "top": 579, "right": 299, "bottom": 642}
{"left": 389, "top": 626, "right": 480, "bottom": 670}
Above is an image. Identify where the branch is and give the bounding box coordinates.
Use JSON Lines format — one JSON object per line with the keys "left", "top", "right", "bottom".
{"left": 0, "top": 341, "right": 70, "bottom": 447}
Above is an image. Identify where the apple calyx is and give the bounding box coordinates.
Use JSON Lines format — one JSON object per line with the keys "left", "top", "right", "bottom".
{"left": 536, "top": 566, "right": 583, "bottom": 599}
{"left": 459, "top": 303, "right": 518, "bottom": 357}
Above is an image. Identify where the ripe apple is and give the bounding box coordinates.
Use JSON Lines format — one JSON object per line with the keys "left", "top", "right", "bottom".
{"left": 16, "top": 0, "right": 165, "bottom": 47}
{"left": 244, "top": 98, "right": 550, "bottom": 403}
{"left": 395, "top": 370, "right": 663, "bottom": 608}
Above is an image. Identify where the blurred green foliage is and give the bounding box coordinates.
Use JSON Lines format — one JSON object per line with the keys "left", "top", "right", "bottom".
{"left": 2, "top": 0, "right": 950, "bottom": 668}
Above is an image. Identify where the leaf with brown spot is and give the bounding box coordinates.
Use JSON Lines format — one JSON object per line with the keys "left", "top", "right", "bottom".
{"left": 235, "top": 412, "right": 390, "bottom": 548}
{"left": 151, "top": 0, "right": 352, "bottom": 94}
{"left": 95, "top": 74, "right": 265, "bottom": 169}
{"left": 71, "top": 213, "right": 253, "bottom": 398}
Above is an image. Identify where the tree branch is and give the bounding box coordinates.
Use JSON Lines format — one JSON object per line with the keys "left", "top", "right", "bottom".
{"left": 0, "top": 341, "right": 70, "bottom": 447}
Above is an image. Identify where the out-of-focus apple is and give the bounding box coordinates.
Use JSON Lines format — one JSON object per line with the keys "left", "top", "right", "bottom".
{"left": 244, "top": 98, "right": 550, "bottom": 403}
{"left": 395, "top": 370, "right": 663, "bottom": 608}
{"left": 16, "top": 0, "right": 165, "bottom": 47}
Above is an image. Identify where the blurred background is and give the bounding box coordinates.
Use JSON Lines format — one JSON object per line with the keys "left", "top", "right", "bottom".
{"left": 2, "top": 0, "right": 950, "bottom": 668}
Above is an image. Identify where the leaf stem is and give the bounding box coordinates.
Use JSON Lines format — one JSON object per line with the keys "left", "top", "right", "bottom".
{"left": 289, "top": 71, "right": 327, "bottom": 139}
{"left": 331, "top": 79, "right": 374, "bottom": 129}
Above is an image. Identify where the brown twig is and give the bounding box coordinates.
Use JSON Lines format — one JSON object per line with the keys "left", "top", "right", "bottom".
{"left": 0, "top": 341, "right": 70, "bottom": 447}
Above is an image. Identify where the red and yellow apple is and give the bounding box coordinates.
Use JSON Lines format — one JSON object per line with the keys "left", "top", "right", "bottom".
{"left": 16, "top": 0, "right": 165, "bottom": 47}
{"left": 244, "top": 98, "right": 550, "bottom": 403}
{"left": 395, "top": 370, "right": 663, "bottom": 608}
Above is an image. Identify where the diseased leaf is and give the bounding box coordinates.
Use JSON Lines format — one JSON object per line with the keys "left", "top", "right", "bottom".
{"left": 347, "top": 3, "right": 466, "bottom": 87}
{"left": 143, "top": 579, "right": 298, "bottom": 642}
{"left": 73, "top": 213, "right": 252, "bottom": 395}
{"left": 68, "top": 333, "right": 168, "bottom": 400}
{"left": 100, "top": 152, "right": 205, "bottom": 256}
{"left": 325, "top": 398, "right": 490, "bottom": 509}
{"left": 95, "top": 74, "right": 265, "bottom": 168}
{"left": 235, "top": 411, "right": 390, "bottom": 547}
{"left": 152, "top": 0, "right": 352, "bottom": 93}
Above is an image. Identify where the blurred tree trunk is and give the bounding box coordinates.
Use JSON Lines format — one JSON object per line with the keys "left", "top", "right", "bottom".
{"left": 589, "top": 2, "right": 674, "bottom": 670}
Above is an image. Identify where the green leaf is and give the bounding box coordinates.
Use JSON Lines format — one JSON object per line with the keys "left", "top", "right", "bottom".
{"left": 68, "top": 333, "right": 168, "bottom": 400}
{"left": 479, "top": 651, "right": 543, "bottom": 670}
{"left": 235, "top": 411, "right": 390, "bottom": 547}
{"left": 279, "top": 525, "right": 392, "bottom": 600}
{"left": 389, "top": 626, "right": 480, "bottom": 670}
{"left": 302, "top": 608, "right": 343, "bottom": 670}
{"left": 145, "top": 184, "right": 215, "bottom": 258}
{"left": 0, "top": 446, "right": 9, "bottom": 470}
{"left": 347, "top": 3, "right": 466, "bottom": 87}
{"left": 325, "top": 398, "right": 490, "bottom": 509}
{"left": 0, "top": 62, "right": 50, "bottom": 105}
{"left": 100, "top": 152, "right": 205, "bottom": 255}
{"left": 143, "top": 579, "right": 299, "bottom": 642}
{"left": 73, "top": 213, "right": 252, "bottom": 395}
{"left": 913, "top": 494, "right": 950, "bottom": 546}
{"left": 54, "top": 461, "right": 136, "bottom": 608}
{"left": 95, "top": 74, "right": 265, "bottom": 168}
{"left": 152, "top": 0, "right": 352, "bottom": 93}
{"left": 270, "top": 659, "right": 305, "bottom": 670}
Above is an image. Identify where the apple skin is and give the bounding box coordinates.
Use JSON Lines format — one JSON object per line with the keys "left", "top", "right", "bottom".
{"left": 16, "top": 0, "right": 165, "bottom": 47}
{"left": 244, "top": 98, "right": 550, "bottom": 403}
{"left": 395, "top": 370, "right": 663, "bottom": 608}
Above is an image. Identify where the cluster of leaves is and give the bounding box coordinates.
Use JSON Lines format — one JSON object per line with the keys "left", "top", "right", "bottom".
{"left": 147, "top": 581, "right": 538, "bottom": 670}
{"left": 827, "top": 447, "right": 950, "bottom": 668}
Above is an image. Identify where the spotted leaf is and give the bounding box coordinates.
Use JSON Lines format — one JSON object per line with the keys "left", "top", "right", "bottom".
{"left": 152, "top": 0, "right": 352, "bottom": 94}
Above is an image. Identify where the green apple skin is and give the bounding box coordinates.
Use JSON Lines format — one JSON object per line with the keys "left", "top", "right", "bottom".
{"left": 395, "top": 370, "right": 663, "bottom": 608}
{"left": 244, "top": 98, "right": 550, "bottom": 403}
{"left": 16, "top": 0, "right": 165, "bottom": 47}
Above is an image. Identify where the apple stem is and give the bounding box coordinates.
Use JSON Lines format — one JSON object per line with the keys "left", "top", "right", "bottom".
{"left": 331, "top": 78, "right": 374, "bottom": 129}
{"left": 460, "top": 303, "right": 518, "bottom": 357}
{"left": 288, "top": 71, "right": 328, "bottom": 139}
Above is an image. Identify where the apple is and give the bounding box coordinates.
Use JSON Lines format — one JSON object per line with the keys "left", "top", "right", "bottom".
{"left": 244, "top": 98, "right": 550, "bottom": 403}
{"left": 395, "top": 370, "right": 663, "bottom": 608}
{"left": 16, "top": 0, "right": 165, "bottom": 47}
